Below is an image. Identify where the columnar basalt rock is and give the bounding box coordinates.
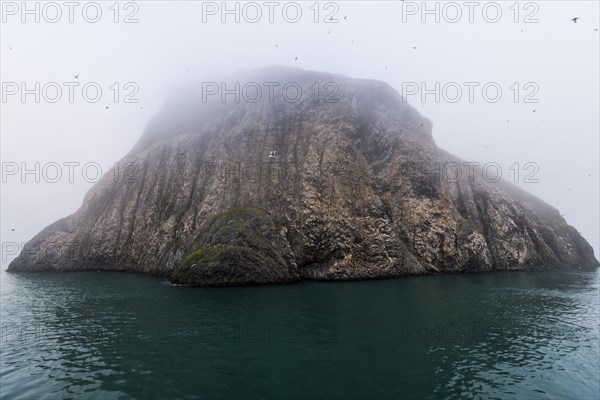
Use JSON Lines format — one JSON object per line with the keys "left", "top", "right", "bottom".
{"left": 8, "top": 66, "right": 598, "bottom": 285}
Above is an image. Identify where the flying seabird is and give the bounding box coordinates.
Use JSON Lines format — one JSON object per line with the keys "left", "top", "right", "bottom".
{"left": 74, "top": 74, "right": 79, "bottom": 79}
{"left": 571, "top": 17, "right": 579, "bottom": 23}
{"left": 268, "top": 150, "right": 278, "bottom": 159}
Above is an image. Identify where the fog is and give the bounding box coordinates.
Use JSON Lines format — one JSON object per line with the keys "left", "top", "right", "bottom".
{"left": 1, "top": 0, "right": 599, "bottom": 267}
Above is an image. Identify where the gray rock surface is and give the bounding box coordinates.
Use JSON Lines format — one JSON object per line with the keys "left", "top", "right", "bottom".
{"left": 8, "top": 66, "right": 598, "bottom": 285}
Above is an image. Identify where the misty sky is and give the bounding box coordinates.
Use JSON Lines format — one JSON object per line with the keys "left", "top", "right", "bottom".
{"left": 1, "top": 0, "right": 599, "bottom": 266}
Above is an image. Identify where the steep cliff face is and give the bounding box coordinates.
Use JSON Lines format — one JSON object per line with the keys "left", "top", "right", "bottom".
{"left": 8, "top": 67, "right": 598, "bottom": 285}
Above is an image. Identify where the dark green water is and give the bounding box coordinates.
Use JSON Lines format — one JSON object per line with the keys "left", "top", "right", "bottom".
{"left": 0, "top": 268, "right": 598, "bottom": 400}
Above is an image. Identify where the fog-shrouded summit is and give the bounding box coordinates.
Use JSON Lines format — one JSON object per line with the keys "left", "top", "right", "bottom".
{"left": 8, "top": 66, "right": 598, "bottom": 285}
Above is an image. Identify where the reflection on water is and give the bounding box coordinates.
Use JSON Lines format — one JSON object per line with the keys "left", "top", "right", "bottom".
{"left": 1, "top": 269, "right": 598, "bottom": 399}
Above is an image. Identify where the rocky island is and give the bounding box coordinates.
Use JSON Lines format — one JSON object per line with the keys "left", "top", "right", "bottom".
{"left": 8, "top": 67, "right": 599, "bottom": 285}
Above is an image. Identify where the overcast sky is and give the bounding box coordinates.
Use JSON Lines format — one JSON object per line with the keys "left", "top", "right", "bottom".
{"left": 1, "top": 0, "right": 599, "bottom": 267}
